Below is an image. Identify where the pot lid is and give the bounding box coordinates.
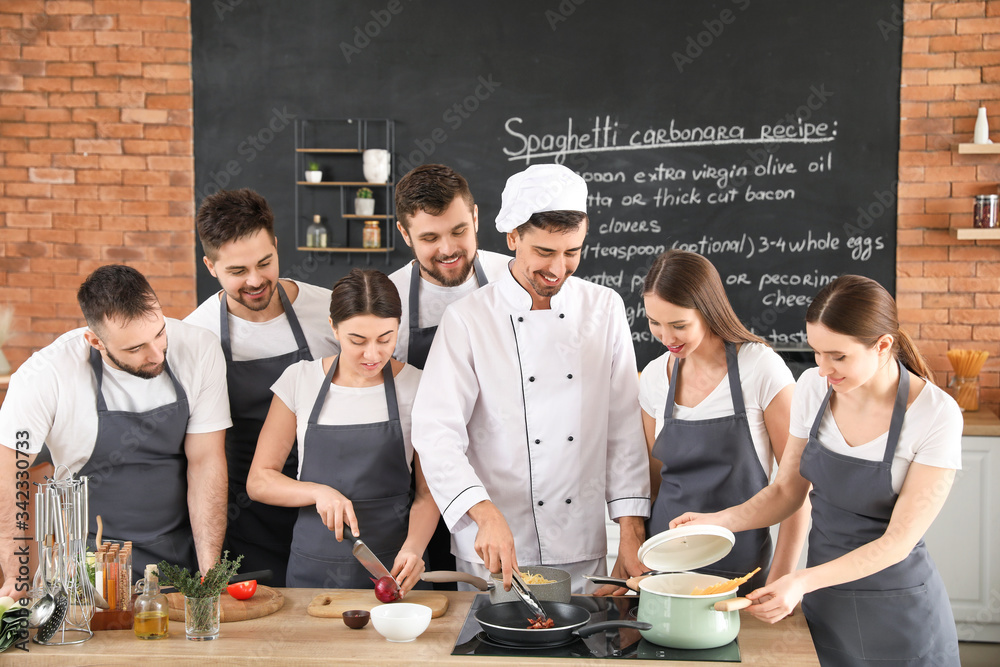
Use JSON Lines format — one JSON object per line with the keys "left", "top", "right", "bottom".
{"left": 638, "top": 524, "right": 735, "bottom": 572}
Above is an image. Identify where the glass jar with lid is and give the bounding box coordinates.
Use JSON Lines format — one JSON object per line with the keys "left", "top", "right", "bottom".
{"left": 362, "top": 220, "right": 381, "bottom": 249}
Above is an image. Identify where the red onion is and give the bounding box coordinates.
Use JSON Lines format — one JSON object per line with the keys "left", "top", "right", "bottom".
{"left": 370, "top": 576, "right": 400, "bottom": 603}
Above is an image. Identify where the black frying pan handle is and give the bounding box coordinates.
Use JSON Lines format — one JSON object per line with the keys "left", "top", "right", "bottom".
{"left": 574, "top": 620, "right": 652, "bottom": 638}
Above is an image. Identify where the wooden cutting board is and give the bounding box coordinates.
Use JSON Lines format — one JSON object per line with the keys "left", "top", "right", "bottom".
{"left": 307, "top": 589, "right": 449, "bottom": 619}
{"left": 166, "top": 585, "right": 284, "bottom": 622}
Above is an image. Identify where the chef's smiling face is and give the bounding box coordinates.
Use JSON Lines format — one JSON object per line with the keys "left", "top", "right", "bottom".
{"left": 643, "top": 293, "right": 710, "bottom": 358}
{"left": 507, "top": 223, "right": 587, "bottom": 303}
{"left": 330, "top": 314, "right": 398, "bottom": 385}
{"left": 807, "top": 322, "right": 893, "bottom": 393}
{"left": 398, "top": 197, "right": 479, "bottom": 288}
{"left": 203, "top": 228, "right": 279, "bottom": 316}
{"left": 85, "top": 308, "right": 168, "bottom": 380}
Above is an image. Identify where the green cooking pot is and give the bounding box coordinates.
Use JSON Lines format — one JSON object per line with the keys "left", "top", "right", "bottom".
{"left": 636, "top": 572, "right": 751, "bottom": 650}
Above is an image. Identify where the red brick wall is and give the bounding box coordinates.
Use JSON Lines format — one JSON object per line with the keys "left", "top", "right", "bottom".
{"left": 0, "top": 0, "right": 193, "bottom": 370}
{"left": 1, "top": 0, "right": 1000, "bottom": 415}
{"left": 900, "top": 0, "right": 1000, "bottom": 415}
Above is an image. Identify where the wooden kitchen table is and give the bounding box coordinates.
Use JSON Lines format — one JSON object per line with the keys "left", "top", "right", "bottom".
{"left": 9, "top": 589, "right": 819, "bottom": 665}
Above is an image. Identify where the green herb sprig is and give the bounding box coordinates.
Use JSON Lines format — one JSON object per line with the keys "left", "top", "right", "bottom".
{"left": 157, "top": 551, "right": 243, "bottom": 598}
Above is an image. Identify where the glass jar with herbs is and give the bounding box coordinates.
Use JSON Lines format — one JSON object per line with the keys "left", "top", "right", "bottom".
{"left": 157, "top": 552, "right": 242, "bottom": 641}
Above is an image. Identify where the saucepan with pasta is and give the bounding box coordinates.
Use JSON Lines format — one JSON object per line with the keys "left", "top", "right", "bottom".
{"left": 421, "top": 565, "right": 571, "bottom": 604}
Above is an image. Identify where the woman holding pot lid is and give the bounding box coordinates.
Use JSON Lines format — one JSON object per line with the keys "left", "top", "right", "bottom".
{"left": 638, "top": 250, "right": 809, "bottom": 595}
{"left": 672, "top": 275, "right": 962, "bottom": 666}
{"left": 247, "top": 269, "right": 438, "bottom": 593}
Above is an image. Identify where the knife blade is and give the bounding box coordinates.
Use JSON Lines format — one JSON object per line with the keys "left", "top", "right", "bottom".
{"left": 352, "top": 539, "right": 400, "bottom": 594}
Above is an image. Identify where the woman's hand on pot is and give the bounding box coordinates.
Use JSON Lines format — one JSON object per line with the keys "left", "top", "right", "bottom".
{"left": 390, "top": 549, "right": 425, "bottom": 596}
{"left": 314, "top": 485, "right": 358, "bottom": 541}
{"left": 744, "top": 572, "right": 806, "bottom": 623}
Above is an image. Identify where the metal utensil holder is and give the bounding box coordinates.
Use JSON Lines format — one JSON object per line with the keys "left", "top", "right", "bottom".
{"left": 32, "top": 469, "right": 94, "bottom": 645}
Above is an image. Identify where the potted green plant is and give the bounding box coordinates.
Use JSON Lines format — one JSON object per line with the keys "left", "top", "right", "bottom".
{"left": 157, "top": 552, "right": 243, "bottom": 641}
{"left": 304, "top": 160, "right": 323, "bottom": 183}
{"left": 355, "top": 186, "right": 375, "bottom": 215}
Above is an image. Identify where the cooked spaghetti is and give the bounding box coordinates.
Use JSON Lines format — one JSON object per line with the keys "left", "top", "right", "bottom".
{"left": 520, "top": 571, "right": 556, "bottom": 585}
{"left": 690, "top": 567, "right": 761, "bottom": 595}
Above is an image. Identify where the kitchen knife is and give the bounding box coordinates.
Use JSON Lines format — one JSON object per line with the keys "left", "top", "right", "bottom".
{"left": 351, "top": 539, "right": 400, "bottom": 595}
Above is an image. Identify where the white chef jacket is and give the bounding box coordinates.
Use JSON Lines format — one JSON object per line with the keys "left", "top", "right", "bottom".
{"left": 411, "top": 265, "right": 650, "bottom": 566}
{"left": 389, "top": 250, "right": 512, "bottom": 363}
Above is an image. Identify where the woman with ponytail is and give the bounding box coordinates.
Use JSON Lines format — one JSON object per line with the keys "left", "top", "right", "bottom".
{"left": 671, "top": 275, "right": 962, "bottom": 666}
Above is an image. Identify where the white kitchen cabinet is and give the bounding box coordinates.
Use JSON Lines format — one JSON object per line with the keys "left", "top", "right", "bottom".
{"left": 924, "top": 432, "right": 1000, "bottom": 643}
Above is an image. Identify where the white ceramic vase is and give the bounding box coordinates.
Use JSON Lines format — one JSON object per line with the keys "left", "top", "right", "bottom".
{"left": 974, "top": 107, "right": 992, "bottom": 144}
{"left": 355, "top": 198, "right": 376, "bottom": 216}
{"left": 362, "top": 149, "right": 390, "bottom": 183}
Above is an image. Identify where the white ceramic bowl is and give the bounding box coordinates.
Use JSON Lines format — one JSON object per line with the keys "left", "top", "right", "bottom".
{"left": 369, "top": 603, "right": 431, "bottom": 642}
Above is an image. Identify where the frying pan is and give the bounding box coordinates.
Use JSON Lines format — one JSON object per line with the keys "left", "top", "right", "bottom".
{"left": 474, "top": 600, "right": 650, "bottom": 647}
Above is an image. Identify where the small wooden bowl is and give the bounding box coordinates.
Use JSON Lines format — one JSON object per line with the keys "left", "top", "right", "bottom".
{"left": 342, "top": 609, "right": 370, "bottom": 629}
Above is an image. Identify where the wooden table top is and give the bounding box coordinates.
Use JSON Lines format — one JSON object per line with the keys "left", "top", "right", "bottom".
{"left": 12, "top": 588, "right": 820, "bottom": 666}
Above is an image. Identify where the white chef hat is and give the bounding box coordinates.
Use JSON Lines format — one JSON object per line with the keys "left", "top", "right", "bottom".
{"left": 495, "top": 164, "right": 588, "bottom": 233}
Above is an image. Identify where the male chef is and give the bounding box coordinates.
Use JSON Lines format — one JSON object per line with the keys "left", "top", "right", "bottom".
{"left": 390, "top": 164, "right": 511, "bottom": 369}
{"left": 411, "top": 164, "right": 651, "bottom": 594}
{"left": 0, "top": 265, "right": 230, "bottom": 595}
{"left": 389, "top": 164, "right": 511, "bottom": 581}
{"left": 185, "top": 188, "right": 339, "bottom": 586}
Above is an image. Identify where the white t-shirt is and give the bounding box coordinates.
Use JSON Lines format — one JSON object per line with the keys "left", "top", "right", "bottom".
{"left": 270, "top": 358, "right": 422, "bottom": 478}
{"left": 184, "top": 279, "right": 339, "bottom": 361}
{"left": 389, "top": 250, "right": 511, "bottom": 363}
{"left": 789, "top": 367, "right": 963, "bottom": 493}
{"left": 0, "top": 319, "right": 232, "bottom": 473}
{"left": 639, "top": 342, "right": 795, "bottom": 476}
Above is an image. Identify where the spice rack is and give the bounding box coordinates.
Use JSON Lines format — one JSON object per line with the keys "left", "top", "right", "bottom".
{"left": 294, "top": 118, "right": 396, "bottom": 263}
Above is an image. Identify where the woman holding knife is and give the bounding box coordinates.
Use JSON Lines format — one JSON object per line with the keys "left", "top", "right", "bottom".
{"left": 247, "top": 269, "right": 437, "bottom": 593}
{"left": 671, "top": 275, "right": 961, "bottom": 666}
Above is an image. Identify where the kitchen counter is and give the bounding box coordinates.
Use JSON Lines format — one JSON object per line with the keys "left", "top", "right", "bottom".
{"left": 11, "top": 589, "right": 819, "bottom": 666}
{"left": 962, "top": 407, "right": 1000, "bottom": 436}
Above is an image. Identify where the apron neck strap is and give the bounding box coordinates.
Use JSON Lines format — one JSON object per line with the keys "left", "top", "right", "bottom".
{"left": 664, "top": 342, "right": 745, "bottom": 413}
{"left": 220, "top": 282, "right": 307, "bottom": 361}
{"left": 724, "top": 342, "right": 747, "bottom": 414}
{"left": 89, "top": 344, "right": 186, "bottom": 411}
{"left": 472, "top": 254, "right": 489, "bottom": 287}
{"left": 408, "top": 261, "right": 421, "bottom": 326}
{"left": 883, "top": 359, "right": 910, "bottom": 464}
{"left": 308, "top": 356, "right": 401, "bottom": 425}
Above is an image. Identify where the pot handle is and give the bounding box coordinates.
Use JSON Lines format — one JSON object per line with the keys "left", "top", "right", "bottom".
{"left": 714, "top": 597, "right": 752, "bottom": 612}
{"left": 421, "top": 570, "right": 491, "bottom": 591}
{"left": 575, "top": 620, "right": 652, "bottom": 638}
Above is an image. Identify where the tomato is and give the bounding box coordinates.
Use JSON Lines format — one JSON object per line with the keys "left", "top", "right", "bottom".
{"left": 227, "top": 580, "right": 257, "bottom": 600}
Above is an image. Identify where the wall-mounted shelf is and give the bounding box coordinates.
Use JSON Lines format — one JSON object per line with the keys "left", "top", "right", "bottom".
{"left": 295, "top": 247, "right": 392, "bottom": 253}
{"left": 951, "top": 228, "right": 1000, "bottom": 240}
{"left": 294, "top": 118, "right": 395, "bottom": 263}
{"left": 296, "top": 181, "right": 392, "bottom": 186}
{"left": 957, "top": 143, "right": 1000, "bottom": 154}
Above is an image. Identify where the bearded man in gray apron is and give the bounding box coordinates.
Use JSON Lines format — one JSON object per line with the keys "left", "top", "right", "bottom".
{"left": 0, "top": 265, "right": 231, "bottom": 590}
{"left": 187, "top": 189, "right": 339, "bottom": 586}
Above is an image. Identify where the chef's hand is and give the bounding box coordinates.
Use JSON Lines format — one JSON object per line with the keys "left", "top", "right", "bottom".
{"left": 744, "top": 571, "right": 806, "bottom": 624}
{"left": 313, "top": 485, "right": 358, "bottom": 541}
{"left": 390, "top": 548, "right": 425, "bottom": 596}
{"left": 669, "top": 510, "right": 723, "bottom": 530}
{"left": 468, "top": 500, "right": 518, "bottom": 592}
{"left": 594, "top": 516, "right": 646, "bottom": 596}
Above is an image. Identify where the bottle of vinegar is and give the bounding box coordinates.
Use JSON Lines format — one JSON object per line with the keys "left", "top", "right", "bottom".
{"left": 133, "top": 564, "right": 169, "bottom": 639}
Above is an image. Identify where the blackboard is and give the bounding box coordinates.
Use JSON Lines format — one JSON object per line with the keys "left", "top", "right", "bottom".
{"left": 193, "top": 0, "right": 902, "bottom": 369}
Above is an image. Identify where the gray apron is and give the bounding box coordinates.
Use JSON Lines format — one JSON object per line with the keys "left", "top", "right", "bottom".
{"left": 219, "top": 282, "right": 310, "bottom": 587}
{"left": 80, "top": 347, "right": 197, "bottom": 580}
{"left": 648, "top": 342, "right": 772, "bottom": 593}
{"left": 406, "top": 255, "right": 488, "bottom": 370}
{"left": 285, "top": 356, "right": 412, "bottom": 588}
{"left": 407, "top": 255, "right": 487, "bottom": 588}
{"left": 799, "top": 362, "right": 959, "bottom": 666}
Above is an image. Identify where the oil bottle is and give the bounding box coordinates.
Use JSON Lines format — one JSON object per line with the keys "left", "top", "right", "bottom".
{"left": 133, "top": 564, "right": 169, "bottom": 639}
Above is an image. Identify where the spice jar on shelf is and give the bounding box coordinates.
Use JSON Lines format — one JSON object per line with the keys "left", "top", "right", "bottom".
{"left": 948, "top": 375, "right": 980, "bottom": 412}
{"left": 974, "top": 194, "right": 998, "bottom": 229}
{"left": 362, "top": 220, "right": 381, "bottom": 249}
